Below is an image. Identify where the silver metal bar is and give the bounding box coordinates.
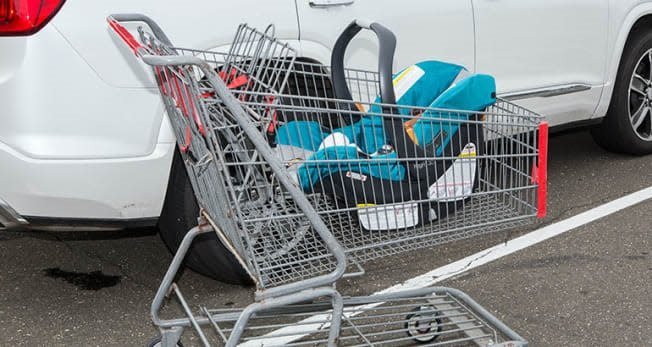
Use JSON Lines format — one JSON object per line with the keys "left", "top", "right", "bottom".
{"left": 172, "top": 284, "right": 212, "bottom": 347}
{"left": 428, "top": 296, "right": 493, "bottom": 346}
{"left": 444, "top": 287, "right": 528, "bottom": 346}
{"left": 309, "top": 0, "right": 355, "bottom": 8}
{"left": 141, "top": 54, "right": 206, "bottom": 67}
{"left": 501, "top": 83, "right": 592, "bottom": 100}
{"left": 202, "top": 306, "right": 229, "bottom": 343}
{"left": 227, "top": 287, "right": 343, "bottom": 347}
{"left": 150, "top": 225, "right": 212, "bottom": 327}
{"left": 108, "top": 13, "right": 173, "bottom": 46}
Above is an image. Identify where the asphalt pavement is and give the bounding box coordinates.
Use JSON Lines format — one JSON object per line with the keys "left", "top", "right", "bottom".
{"left": 0, "top": 130, "right": 650, "bottom": 346}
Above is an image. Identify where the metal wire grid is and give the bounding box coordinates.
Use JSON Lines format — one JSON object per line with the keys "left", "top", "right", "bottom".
{"left": 197, "top": 288, "right": 518, "bottom": 346}
{"left": 196, "top": 109, "right": 539, "bottom": 289}
{"left": 158, "top": 67, "right": 540, "bottom": 289}
{"left": 138, "top": 27, "right": 329, "bottom": 283}
{"left": 139, "top": 24, "right": 543, "bottom": 291}
{"left": 198, "top": 180, "right": 530, "bottom": 289}
{"left": 224, "top": 92, "right": 539, "bottom": 287}
{"left": 340, "top": 194, "right": 531, "bottom": 263}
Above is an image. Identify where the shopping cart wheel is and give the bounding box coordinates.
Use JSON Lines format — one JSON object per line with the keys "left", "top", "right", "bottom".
{"left": 405, "top": 305, "right": 442, "bottom": 343}
{"left": 146, "top": 335, "right": 183, "bottom": 347}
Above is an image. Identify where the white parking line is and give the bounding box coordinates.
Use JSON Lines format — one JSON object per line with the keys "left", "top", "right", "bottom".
{"left": 245, "top": 186, "right": 652, "bottom": 346}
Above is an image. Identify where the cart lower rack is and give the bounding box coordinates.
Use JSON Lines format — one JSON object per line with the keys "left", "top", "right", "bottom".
{"left": 108, "top": 13, "right": 544, "bottom": 347}
{"left": 150, "top": 224, "right": 527, "bottom": 346}
{"left": 196, "top": 286, "right": 526, "bottom": 346}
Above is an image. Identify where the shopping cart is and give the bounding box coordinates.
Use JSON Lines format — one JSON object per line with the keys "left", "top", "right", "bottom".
{"left": 108, "top": 13, "right": 546, "bottom": 347}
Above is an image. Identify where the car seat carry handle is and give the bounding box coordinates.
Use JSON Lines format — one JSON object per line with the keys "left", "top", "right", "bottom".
{"left": 108, "top": 13, "right": 173, "bottom": 48}
{"left": 331, "top": 20, "right": 397, "bottom": 105}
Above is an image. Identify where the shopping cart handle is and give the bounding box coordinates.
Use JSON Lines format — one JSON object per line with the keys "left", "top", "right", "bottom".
{"left": 107, "top": 18, "right": 143, "bottom": 55}
{"left": 107, "top": 13, "right": 173, "bottom": 47}
{"left": 140, "top": 54, "right": 207, "bottom": 68}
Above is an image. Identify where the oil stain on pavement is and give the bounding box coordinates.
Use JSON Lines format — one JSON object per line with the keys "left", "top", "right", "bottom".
{"left": 43, "top": 267, "right": 121, "bottom": 290}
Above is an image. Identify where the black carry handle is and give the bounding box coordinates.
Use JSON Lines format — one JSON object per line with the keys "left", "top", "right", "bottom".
{"left": 331, "top": 20, "right": 432, "bottom": 177}
{"left": 331, "top": 20, "right": 397, "bottom": 105}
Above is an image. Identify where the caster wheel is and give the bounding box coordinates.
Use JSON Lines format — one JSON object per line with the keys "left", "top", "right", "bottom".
{"left": 405, "top": 305, "right": 442, "bottom": 344}
{"left": 146, "top": 335, "right": 184, "bottom": 347}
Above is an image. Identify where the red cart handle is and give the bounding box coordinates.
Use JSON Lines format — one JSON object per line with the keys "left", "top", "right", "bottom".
{"left": 107, "top": 18, "right": 143, "bottom": 55}
{"left": 180, "top": 125, "right": 192, "bottom": 153}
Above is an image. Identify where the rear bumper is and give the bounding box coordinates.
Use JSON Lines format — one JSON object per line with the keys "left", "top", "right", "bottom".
{"left": 0, "top": 140, "right": 175, "bottom": 221}
{"left": 0, "top": 19, "right": 178, "bottom": 227}
{"left": 0, "top": 197, "right": 28, "bottom": 230}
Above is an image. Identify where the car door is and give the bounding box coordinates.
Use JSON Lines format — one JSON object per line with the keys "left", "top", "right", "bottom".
{"left": 296, "top": 0, "right": 475, "bottom": 75}
{"left": 471, "top": 0, "right": 609, "bottom": 125}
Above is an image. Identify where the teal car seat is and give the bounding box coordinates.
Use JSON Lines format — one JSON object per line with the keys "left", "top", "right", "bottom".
{"left": 274, "top": 21, "right": 496, "bottom": 230}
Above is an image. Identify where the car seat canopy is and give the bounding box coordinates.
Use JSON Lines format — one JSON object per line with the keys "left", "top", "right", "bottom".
{"left": 368, "top": 60, "right": 468, "bottom": 115}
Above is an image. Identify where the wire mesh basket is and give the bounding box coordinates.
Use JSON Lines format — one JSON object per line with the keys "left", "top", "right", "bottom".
{"left": 108, "top": 14, "right": 541, "bottom": 347}
{"left": 136, "top": 28, "right": 548, "bottom": 291}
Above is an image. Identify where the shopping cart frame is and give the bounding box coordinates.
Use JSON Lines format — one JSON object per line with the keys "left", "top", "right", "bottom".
{"left": 109, "top": 14, "right": 350, "bottom": 297}
{"left": 108, "top": 14, "right": 535, "bottom": 347}
{"left": 109, "top": 14, "right": 350, "bottom": 346}
{"left": 150, "top": 223, "right": 527, "bottom": 346}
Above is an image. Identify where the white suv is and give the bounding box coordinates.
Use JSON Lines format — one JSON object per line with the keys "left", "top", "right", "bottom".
{"left": 2, "top": 0, "right": 652, "bottom": 283}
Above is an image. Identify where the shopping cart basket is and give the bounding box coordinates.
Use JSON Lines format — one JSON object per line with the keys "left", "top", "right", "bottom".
{"left": 108, "top": 13, "right": 545, "bottom": 347}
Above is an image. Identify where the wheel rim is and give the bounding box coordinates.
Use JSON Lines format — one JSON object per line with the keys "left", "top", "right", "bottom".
{"left": 628, "top": 48, "right": 652, "bottom": 141}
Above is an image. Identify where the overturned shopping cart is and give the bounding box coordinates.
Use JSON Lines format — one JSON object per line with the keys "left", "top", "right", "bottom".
{"left": 108, "top": 13, "right": 547, "bottom": 347}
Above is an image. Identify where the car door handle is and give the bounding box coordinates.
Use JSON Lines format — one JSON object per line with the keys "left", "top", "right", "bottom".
{"left": 309, "top": 0, "right": 355, "bottom": 8}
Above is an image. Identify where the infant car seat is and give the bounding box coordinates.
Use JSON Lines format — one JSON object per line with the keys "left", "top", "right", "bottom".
{"left": 274, "top": 21, "right": 496, "bottom": 230}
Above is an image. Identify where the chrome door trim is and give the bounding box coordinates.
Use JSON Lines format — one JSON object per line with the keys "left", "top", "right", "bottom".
{"left": 309, "top": 0, "right": 355, "bottom": 8}
{"left": 501, "top": 83, "right": 592, "bottom": 101}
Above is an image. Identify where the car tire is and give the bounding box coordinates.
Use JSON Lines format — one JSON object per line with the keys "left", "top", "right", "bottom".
{"left": 158, "top": 150, "right": 253, "bottom": 285}
{"left": 592, "top": 29, "right": 652, "bottom": 154}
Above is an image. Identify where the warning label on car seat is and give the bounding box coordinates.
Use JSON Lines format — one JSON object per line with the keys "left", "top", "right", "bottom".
{"left": 428, "top": 143, "right": 477, "bottom": 202}
{"left": 393, "top": 65, "right": 425, "bottom": 101}
{"left": 357, "top": 203, "right": 420, "bottom": 231}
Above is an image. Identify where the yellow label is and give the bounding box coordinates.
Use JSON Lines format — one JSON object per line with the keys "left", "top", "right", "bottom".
{"left": 393, "top": 66, "right": 415, "bottom": 86}
{"left": 392, "top": 65, "right": 425, "bottom": 101}
{"left": 458, "top": 152, "right": 477, "bottom": 158}
{"left": 458, "top": 147, "right": 477, "bottom": 158}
